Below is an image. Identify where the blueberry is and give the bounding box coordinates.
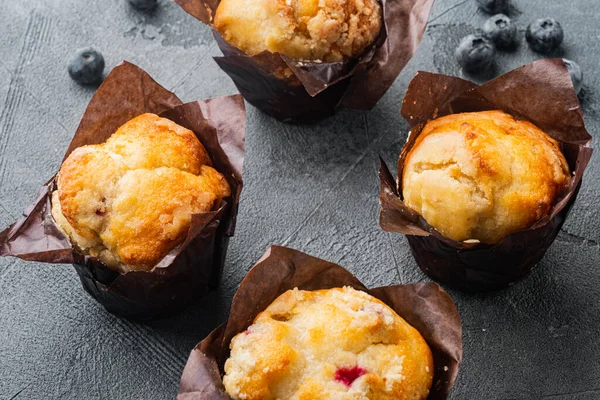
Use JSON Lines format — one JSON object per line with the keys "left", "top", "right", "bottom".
{"left": 483, "top": 14, "right": 516, "bottom": 49}
{"left": 526, "top": 18, "right": 564, "bottom": 53}
{"left": 476, "top": 0, "right": 509, "bottom": 14}
{"left": 67, "top": 48, "right": 105, "bottom": 85}
{"left": 128, "top": 0, "right": 158, "bottom": 10}
{"left": 562, "top": 59, "right": 583, "bottom": 95}
{"left": 455, "top": 33, "right": 496, "bottom": 73}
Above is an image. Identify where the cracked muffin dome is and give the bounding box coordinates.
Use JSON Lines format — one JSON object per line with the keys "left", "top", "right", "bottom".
{"left": 214, "top": 0, "right": 382, "bottom": 62}
{"left": 402, "top": 110, "right": 570, "bottom": 244}
{"left": 51, "top": 113, "right": 230, "bottom": 272}
{"left": 223, "top": 286, "right": 433, "bottom": 400}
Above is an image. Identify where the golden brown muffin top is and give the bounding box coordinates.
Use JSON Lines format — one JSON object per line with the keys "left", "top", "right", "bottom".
{"left": 51, "top": 113, "right": 230, "bottom": 272}
{"left": 214, "top": 0, "right": 382, "bottom": 62}
{"left": 223, "top": 287, "right": 433, "bottom": 400}
{"left": 402, "top": 110, "right": 570, "bottom": 244}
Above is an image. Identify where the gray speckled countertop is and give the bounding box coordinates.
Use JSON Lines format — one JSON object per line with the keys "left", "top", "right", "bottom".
{"left": 0, "top": 0, "right": 598, "bottom": 399}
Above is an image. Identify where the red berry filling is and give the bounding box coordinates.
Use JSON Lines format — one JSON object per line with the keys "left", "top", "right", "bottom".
{"left": 335, "top": 366, "right": 367, "bottom": 386}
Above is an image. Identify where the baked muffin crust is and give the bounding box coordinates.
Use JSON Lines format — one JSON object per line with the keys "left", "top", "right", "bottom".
{"left": 223, "top": 286, "right": 433, "bottom": 400}
{"left": 214, "top": 0, "right": 382, "bottom": 62}
{"left": 51, "top": 113, "right": 230, "bottom": 272}
{"left": 402, "top": 110, "right": 570, "bottom": 244}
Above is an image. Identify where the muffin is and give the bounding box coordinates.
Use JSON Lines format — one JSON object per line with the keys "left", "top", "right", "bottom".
{"left": 0, "top": 62, "right": 246, "bottom": 319}
{"left": 51, "top": 113, "right": 231, "bottom": 273}
{"left": 380, "top": 61, "right": 592, "bottom": 291}
{"left": 214, "top": 0, "right": 382, "bottom": 62}
{"left": 223, "top": 286, "right": 434, "bottom": 399}
{"left": 175, "top": 0, "right": 434, "bottom": 122}
{"left": 402, "top": 110, "right": 570, "bottom": 244}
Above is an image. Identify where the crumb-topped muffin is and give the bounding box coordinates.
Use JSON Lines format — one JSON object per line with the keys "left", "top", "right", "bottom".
{"left": 51, "top": 113, "right": 230, "bottom": 272}
{"left": 402, "top": 110, "right": 570, "bottom": 244}
{"left": 214, "top": 0, "right": 382, "bottom": 62}
{"left": 223, "top": 286, "right": 433, "bottom": 399}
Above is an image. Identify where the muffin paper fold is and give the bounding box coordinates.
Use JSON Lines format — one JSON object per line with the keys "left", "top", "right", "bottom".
{"left": 177, "top": 245, "right": 462, "bottom": 400}
{"left": 173, "top": 0, "right": 435, "bottom": 122}
{"left": 0, "top": 62, "right": 246, "bottom": 320}
{"left": 379, "top": 58, "right": 593, "bottom": 292}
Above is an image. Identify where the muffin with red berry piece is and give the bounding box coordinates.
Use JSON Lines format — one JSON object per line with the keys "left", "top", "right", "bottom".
{"left": 223, "top": 286, "right": 434, "bottom": 399}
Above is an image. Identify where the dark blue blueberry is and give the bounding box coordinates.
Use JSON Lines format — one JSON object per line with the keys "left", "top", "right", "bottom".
{"left": 562, "top": 59, "right": 583, "bottom": 95}
{"left": 67, "top": 48, "right": 105, "bottom": 85}
{"left": 455, "top": 33, "right": 496, "bottom": 73}
{"left": 526, "top": 18, "right": 564, "bottom": 53}
{"left": 476, "top": 0, "right": 509, "bottom": 14}
{"left": 128, "top": 0, "right": 158, "bottom": 10}
{"left": 483, "top": 14, "right": 516, "bottom": 49}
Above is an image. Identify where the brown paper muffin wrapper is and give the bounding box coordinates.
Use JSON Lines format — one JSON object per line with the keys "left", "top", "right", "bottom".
{"left": 379, "top": 58, "right": 593, "bottom": 292}
{"left": 177, "top": 245, "right": 462, "bottom": 400}
{"left": 0, "top": 62, "right": 246, "bottom": 320}
{"left": 173, "top": 0, "right": 435, "bottom": 122}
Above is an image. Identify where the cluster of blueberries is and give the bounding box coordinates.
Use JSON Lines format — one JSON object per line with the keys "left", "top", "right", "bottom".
{"left": 67, "top": 0, "right": 583, "bottom": 96}
{"left": 456, "top": 0, "right": 583, "bottom": 95}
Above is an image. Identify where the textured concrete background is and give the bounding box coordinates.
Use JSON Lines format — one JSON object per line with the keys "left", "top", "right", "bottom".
{"left": 0, "top": 0, "right": 598, "bottom": 399}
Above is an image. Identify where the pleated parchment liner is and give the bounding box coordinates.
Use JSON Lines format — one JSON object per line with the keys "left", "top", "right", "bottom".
{"left": 173, "top": 0, "right": 435, "bottom": 123}
{"left": 379, "top": 58, "right": 593, "bottom": 292}
{"left": 177, "top": 245, "right": 462, "bottom": 400}
{"left": 0, "top": 62, "right": 246, "bottom": 320}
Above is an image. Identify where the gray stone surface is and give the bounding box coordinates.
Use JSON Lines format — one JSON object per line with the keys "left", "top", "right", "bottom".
{"left": 0, "top": 0, "right": 598, "bottom": 398}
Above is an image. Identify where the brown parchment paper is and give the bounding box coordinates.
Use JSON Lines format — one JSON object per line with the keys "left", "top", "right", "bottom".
{"left": 0, "top": 62, "right": 246, "bottom": 320}
{"left": 379, "top": 58, "right": 593, "bottom": 292}
{"left": 173, "top": 0, "right": 435, "bottom": 122}
{"left": 177, "top": 245, "right": 462, "bottom": 399}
